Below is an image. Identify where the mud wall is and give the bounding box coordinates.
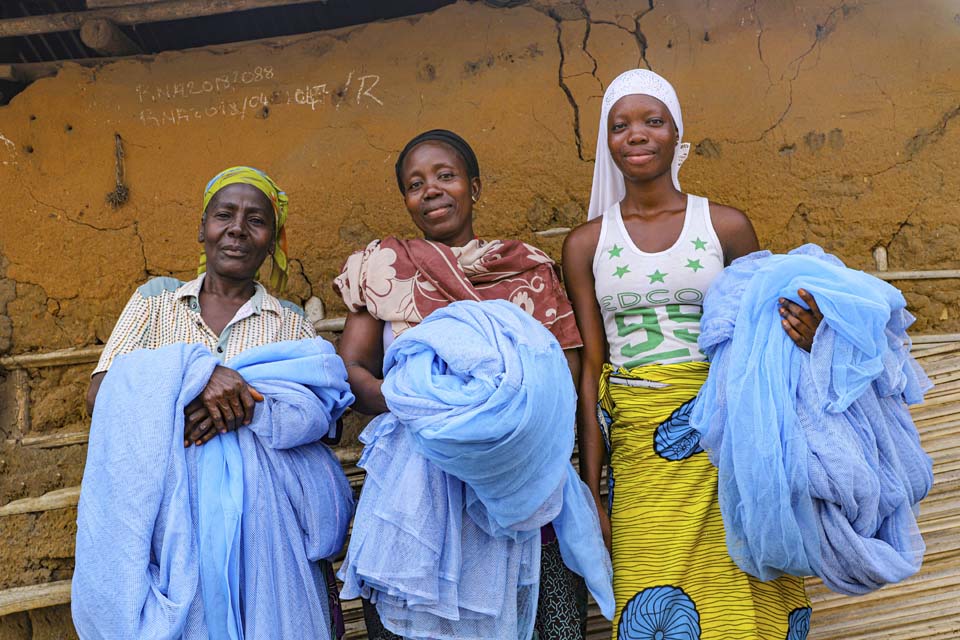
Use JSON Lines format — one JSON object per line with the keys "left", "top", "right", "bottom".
{"left": 0, "top": 0, "right": 958, "bottom": 636}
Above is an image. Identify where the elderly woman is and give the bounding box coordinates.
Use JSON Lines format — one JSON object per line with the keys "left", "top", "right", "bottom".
{"left": 87, "top": 168, "right": 307, "bottom": 436}
{"left": 562, "top": 70, "right": 820, "bottom": 639}
{"left": 77, "top": 167, "right": 353, "bottom": 640}
{"left": 334, "top": 130, "right": 598, "bottom": 639}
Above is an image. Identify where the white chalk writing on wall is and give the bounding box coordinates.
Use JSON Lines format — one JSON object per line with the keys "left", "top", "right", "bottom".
{"left": 135, "top": 66, "right": 277, "bottom": 104}
{"left": 135, "top": 68, "right": 384, "bottom": 127}
{"left": 138, "top": 92, "right": 272, "bottom": 127}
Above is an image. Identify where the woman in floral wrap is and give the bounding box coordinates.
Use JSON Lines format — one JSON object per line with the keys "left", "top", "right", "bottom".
{"left": 334, "top": 129, "right": 590, "bottom": 639}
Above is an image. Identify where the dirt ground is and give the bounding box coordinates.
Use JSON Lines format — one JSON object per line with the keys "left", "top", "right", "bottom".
{"left": 0, "top": 0, "right": 958, "bottom": 636}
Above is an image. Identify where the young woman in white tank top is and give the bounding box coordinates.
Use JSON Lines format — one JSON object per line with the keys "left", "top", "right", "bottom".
{"left": 562, "top": 69, "right": 823, "bottom": 640}
{"left": 591, "top": 194, "right": 723, "bottom": 369}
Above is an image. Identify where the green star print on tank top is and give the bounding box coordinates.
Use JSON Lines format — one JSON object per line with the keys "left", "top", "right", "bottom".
{"left": 592, "top": 195, "right": 725, "bottom": 368}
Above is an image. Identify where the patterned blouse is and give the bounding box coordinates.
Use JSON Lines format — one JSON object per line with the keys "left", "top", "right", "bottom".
{"left": 95, "top": 274, "right": 314, "bottom": 374}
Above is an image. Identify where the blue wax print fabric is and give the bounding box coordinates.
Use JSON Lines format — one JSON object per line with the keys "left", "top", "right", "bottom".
{"left": 690, "top": 244, "right": 933, "bottom": 595}
{"left": 339, "top": 299, "right": 614, "bottom": 640}
{"left": 72, "top": 338, "right": 354, "bottom": 639}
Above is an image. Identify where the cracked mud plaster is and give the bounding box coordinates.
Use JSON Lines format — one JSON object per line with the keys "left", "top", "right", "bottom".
{"left": 0, "top": 257, "right": 15, "bottom": 354}
{"left": 0, "top": 0, "right": 952, "bottom": 361}
{"left": 0, "top": 605, "right": 76, "bottom": 640}
{"left": 0, "top": 0, "right": 958, "bottom": 625}
{"left": 551, "top": 1, "right": 655, "bottom": 159}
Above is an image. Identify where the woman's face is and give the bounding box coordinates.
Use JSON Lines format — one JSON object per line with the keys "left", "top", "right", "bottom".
{"left": 606, "top": 94, "right": 677, "bottom": 184}
{"left": 399, "top": 141, "right": 480, "bottom": 247}
{"left": 199, "top": 183, "right": 275, "bottom": 281}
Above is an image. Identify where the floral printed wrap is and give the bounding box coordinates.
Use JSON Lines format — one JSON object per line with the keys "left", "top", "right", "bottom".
{"left": 334, "top": 237, "right": 582, "bottom": 349}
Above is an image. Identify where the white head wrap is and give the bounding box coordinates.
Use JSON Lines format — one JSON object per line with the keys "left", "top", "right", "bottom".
{"left": 586, "top": 69, "right": 691, "bottom": 221}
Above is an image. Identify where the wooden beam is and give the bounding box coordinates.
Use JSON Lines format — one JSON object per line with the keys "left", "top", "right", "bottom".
{"left": 0, "top": 319, "right": 344, "bottom": 370}
{"left": 14, "top": 370, "right": 30, "bottom": 439}
{"left": 315, "top": 317, "right": 345, "bottom": 333}
{"left": 0, "top": 346, "right": 103, "bottom": 370}
{"left": 2, "top": 17, "right": 345, "bottom": 83}
{"left": 872, "top": 270, "right": 960, "bottom": 281}
{"left": 0, "top": 487, "right": 81, "bottom": 517}
{"left": 86, "top": 0, "right": 166, "bottom": 8}
{"left": 0, "top": 61, "right": 63, "bottom": 84}
{"left": 914, "top": 334, "right": 960, "bottom": 345}
{"left": 0, "top": 0, "right": 327, "bottom": 38}
{"left": 534, "top": 227, "right": 572, "bottom": 238}
{"left": 0, "top": 323, "right": 955, "bottom": 370}
{"left": 0, "top": 450, "right": 366, "bottom": 517}
{"left": 0, "top": 64, "right": 23, "bottom": 83}
{"left": 0, "top": 57, "right": 127, "bottom": 83}
{"left": 80, "top": 18, "right": 142, "bottom": 56}
{"left": 0, "top": 580, "right": 72, "bottom": 617}
{"left": 18, "top": 430, "right": 90, "bottom": 449}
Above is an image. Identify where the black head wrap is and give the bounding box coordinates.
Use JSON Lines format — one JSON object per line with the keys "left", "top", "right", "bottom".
{"left": 395, "top": 129, "right": 480, "bottom": 193}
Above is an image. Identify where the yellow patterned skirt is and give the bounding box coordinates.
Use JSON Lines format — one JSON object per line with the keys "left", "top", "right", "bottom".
{"left": 598, "top": 362, "right": 810, "bottom": 640}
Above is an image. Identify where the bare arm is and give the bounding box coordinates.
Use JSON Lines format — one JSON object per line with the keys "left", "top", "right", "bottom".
{"left": 563, "top": 348, "right": 581, "bottom": 392}
{"left": 563, "top": 347, "right": 582, "bottom": 441}
{"left": 709, "top": 202, "right": 760, "bottom": 266}
{"left": 339, "top": 309, "right": 388, "bottom": 415}
{"left": 90, "top": 362, "right": 263, "bottom": 446}
{"left": 86, "top": 372, "right": 106, "bottom": 415}
{"left": 562, "top": 221, "right": 612, "bottom": 549}
{"left": 709, "top": 202, "right": 821, "bottom": 350}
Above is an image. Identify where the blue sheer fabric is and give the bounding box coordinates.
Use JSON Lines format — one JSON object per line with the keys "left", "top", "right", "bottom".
{"left": 72, "top": 338, "right": 354, "bottom": 639}
{"left": 339, "top": 299, "right": 613, "bottom": 639}
{"left": 690, "top": 244, "right": 933, "bottom": 595}
{"left": 198, "top": 430, "right": 244, "bottom": 640}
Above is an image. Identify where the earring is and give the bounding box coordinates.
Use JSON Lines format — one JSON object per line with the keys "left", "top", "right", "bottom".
{"left": 471, "top": 195, "right": 478, "bottom": 203}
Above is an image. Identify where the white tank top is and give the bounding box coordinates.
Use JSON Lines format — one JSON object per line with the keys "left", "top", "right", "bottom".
{"left": 592, "top": 194, "right": 724, "bottom": 368}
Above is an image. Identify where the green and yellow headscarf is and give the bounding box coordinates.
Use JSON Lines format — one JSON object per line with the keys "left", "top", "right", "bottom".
{"left": 199, "top": 166, "right": 290, "bottom": 292}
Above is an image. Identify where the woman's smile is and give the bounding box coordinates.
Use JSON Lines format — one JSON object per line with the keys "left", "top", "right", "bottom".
{"left": 200, "top": 183, "right": 275, "bottom": 280}
{"left": 423, "top": 203, "right": 453, "bottom": 219}
{"left": 623, "top": 151, "right": 656, "bottom": 166}
{"left": 220, "top": 244, "right": 249, "bottom": 257}
{"left": 399, "top": 140, "right": 479, "bottom": 247}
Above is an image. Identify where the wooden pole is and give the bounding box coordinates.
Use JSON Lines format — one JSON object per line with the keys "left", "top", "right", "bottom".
{"left": 872, "top": 245, "right": 888, "bottom": 271}
{"left": 0, "top": 319, "right": 345, "bottom": 370}
{"left": 0, "top": 17, "right": 338, "bottom": 85}
{"left": 0, "top": 0, "right": 326, "bottom": 38}
{"left": 0, "top": 580, "right": 72, "bottom": 617}
{"left": 912, "top": 334, "right": 960, "bottom": 345}
{"left": 80, "top": 18, "right": 142, "bottom": 56}
{"left": 0, "top": 61, "right": 70, "bottom": 83}
{"left": 871, "top": 269, "right": 960, "bottom": 281}
{"left": 86, "top": 0, "right": 166, "bottom": 7}
{"left": 0, "top": 329, "right": 956, "bottom": 373}
{"left": 534, "top": 227, "right": 572, "bottom": 238}
{"left": 315, "top": 317, "right": 345, "bottom": 332}
{"left": 0, "top": 487, "right": 81, "bottom": 517}
{"left": 13, "top": 369, "right": 30, "bottom": 439}
{"left": 0, "top": 346, "right": 104, "bottom": 370}
{"left": 18, "top": 431, "right": 91, "bottom": 449}
{"left": 0, "top": 64, "right": 23, "bottom": 83}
